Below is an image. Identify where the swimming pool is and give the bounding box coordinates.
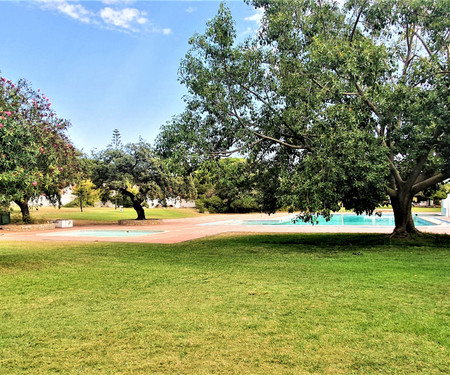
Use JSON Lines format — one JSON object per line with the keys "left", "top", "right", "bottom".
{"left": 206, "top": 214, "right": 438, "bottom": 227}
{"left": 39, "top": 229, "right": 165, "bottom": 238}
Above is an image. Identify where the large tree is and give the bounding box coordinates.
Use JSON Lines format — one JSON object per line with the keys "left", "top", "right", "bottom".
{"left": 0, "top": 76, "right": 79, "bottom": 223}
{"left": 91, "top": 139, "right": 196, "bottom": 220}
{"left": 157, "top": 0, "right": 449, "bottom": 236}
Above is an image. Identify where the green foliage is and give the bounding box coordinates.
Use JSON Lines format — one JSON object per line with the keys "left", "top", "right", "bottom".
{"left": 194, "top": 158, "right": 260, "bottom": 213}
{"left": 0, "top": 76, "right": 79, "bottom": 222}
{"left": 91, "top": 139, "right": 196, "bottom": 219}
{"left": 68, "top": 179, "right": 101, "bottom": 210}
{"left": 418, "top": 182, "right": 450, "bottom": 205}
{"left": 157, "top": 1, "right": 449, "bottom": 233}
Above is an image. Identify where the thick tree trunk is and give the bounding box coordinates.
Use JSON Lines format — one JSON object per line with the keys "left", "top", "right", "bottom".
{"left": 390, "top": 191, "right": 419, "bottom": 238}
{"left": 120, "top": 189, "right": 146, "bottom": 220}
{"left": 15, "top": 200, "right": 31, "bottom": 224}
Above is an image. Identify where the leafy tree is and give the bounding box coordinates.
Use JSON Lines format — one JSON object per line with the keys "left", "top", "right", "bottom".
{"left": 0, "top": 76, "right": 79, "bottom": 223}
{"left": 91, "top": 139, "right": 196, "bottom": 220}
{"left": 71, "top": 179, "right": 101, "bottom": 212}
{"left": 157, "top": 1, "right": 449, "bottom": 237}
{"left": 194, "top": 158, "right": 260, "bottom": 213}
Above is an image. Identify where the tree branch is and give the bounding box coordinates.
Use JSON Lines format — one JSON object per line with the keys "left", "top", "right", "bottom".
{"left": 413, "top": 31, "right": 434, "bottom": 60}
{"left": 253, "top": 131, "right": 310, "bottom": 150}
{"left": 349, "top": 6, "right": 364, "bottom": 43}
{"left": 355, "top": 82, "right": 380, "bottom": 118}
{"left": 405, "top": 153, "right": 429, "bottom": 190}
{"left": 387, "top": 155, "right": 404, "bottom": 186}
{"left": 386, "top": 187, "right": 397, "bottom": 198}
{"left": 412, "top": 173, "right": 448, "bottom": 195}
{"left": 209, "top": 139, "right": 264, "bottom": 157}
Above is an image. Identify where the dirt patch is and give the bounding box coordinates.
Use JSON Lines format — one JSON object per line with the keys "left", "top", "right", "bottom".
{"left": 0, "top": 223, "right": 56, "bottom": 232}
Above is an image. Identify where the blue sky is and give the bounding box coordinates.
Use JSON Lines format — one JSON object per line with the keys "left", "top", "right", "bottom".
{"left": 0, "top": 0, "right": 262, "bottom": 152}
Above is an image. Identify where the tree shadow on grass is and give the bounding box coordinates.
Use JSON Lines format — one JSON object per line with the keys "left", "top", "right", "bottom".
{"left": 203, "top": 233, "right": 450, "bottom": 254}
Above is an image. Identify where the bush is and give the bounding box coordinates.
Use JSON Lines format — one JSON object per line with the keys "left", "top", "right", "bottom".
{"left": 204, "top": 196, "right": 226, "bottom": 213}
{"left": 195, "top": 199, "right": 206, "bottom": 213}
{"left": 230, "top": 196, "right": 260, "bottom": 213}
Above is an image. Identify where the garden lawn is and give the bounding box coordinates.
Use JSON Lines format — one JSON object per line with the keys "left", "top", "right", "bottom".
{"left": 0, "top": 234, "right": 448, "bottom": 374}
{"left": 9, "top": 206, "right": 201, "bottom": 224}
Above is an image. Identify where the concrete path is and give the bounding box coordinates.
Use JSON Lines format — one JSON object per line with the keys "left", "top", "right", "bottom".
{"left": 1, "top": 213, "right": 449, "bottom": 244}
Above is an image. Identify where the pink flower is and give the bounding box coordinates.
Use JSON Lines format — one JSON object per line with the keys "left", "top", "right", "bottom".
{"left": 5, "top": 111, "right": 11, "bottom": 116}
{"left": 32, "top": 181, "right": 37, "bottom": 186}
{"left": 0, "top": 123, "right": 3, "bottom": 128}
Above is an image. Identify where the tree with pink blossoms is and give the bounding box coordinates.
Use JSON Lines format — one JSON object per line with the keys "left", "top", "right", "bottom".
{"left": 0, "top": 76, "right": 80, "bottom": 223}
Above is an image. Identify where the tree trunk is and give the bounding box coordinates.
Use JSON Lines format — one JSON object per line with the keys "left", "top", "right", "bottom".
{"left": 120, "top": 189, "right": 146, "bottom": 220}
{"left": 390, "top": 191, "right": 419, "bottom": 238}
{"left": 15, "top": 200, "right": 31, "bottom": 224}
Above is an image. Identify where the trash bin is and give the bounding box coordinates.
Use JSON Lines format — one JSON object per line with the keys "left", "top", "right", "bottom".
{"left": 0, "top": 212, "right": 11, "bottom": 225}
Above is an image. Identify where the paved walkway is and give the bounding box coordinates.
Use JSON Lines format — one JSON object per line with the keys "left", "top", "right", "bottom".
{"left": 1, "top": 213, "right": 449, "bottom": 244}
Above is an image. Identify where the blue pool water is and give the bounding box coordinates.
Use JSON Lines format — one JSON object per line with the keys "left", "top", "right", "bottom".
{"left": 40, "top": 230, "right": 164, "bottom": 237}
{"left": 228, "top": 214, "right": 436, "bottom": 227}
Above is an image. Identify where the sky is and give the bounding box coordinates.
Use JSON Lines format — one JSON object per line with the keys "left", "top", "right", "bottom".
{"left": 0, "top": 0, "right": 263, "bottom": 152}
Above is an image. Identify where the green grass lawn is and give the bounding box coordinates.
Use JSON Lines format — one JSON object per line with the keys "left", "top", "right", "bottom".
{"left": 0, "top": 234, "right": 448, "bottom": 374}
{"left": 9, "top": 206, "right": 202, "bottom": 224}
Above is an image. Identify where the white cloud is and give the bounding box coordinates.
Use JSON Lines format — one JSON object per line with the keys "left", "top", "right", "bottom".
{"left": 245, "top": 8, "right": 264, "bottom": 25}
{"left": 100, "top": 7, "right": 148, "bottom": 29}
{"left": 36, "top": 0, "right": 92, "bottom": 23}
{"left": 239, "top": 26, "right": 254, "bottom": 38}
{"left": 151, "top": 27, "right": 172, "bottom": 35}
{"left": 185, "top": 6, "right": 196, "bottom": 14}
{"left": 35, "top": 1, "right": 172, "bottom": 35}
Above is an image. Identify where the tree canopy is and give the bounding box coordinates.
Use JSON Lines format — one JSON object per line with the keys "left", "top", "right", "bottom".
{"left": 194, "top": 158, "right": 260, "bottom": 213}
{"left": 91, "top": 139, "right": 196, "bottom": 220}
{"left": 0, "top": 76, "right": 79, "bottom": 222}
{"left": 156, "top": 0, "right": 449, "bottom": 236}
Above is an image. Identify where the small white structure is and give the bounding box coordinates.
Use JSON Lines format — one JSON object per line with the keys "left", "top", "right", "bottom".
{"left": 54, "top": 219, "right": 73, "bottom": 228}
{"left": 441, "top": 194, "right": 450, "bottom": 217}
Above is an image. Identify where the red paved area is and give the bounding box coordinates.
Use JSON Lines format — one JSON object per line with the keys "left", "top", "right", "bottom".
{"left": 1, "top": 213, "right": 449, "bottom": 244}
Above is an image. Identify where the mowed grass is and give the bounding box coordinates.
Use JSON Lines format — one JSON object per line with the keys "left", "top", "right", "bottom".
{"left": 10, "top": 206, "right": 201, "bottom": 224}
{"left": 0, "top": 234, "right": 448, "bottom": 374}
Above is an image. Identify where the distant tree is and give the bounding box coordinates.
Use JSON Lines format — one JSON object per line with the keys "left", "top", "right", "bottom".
{"left": 194, "top": 159, "right": 260, "bottom": 213}
{"left": 71, "top": 179, "right": 101, "bottom": 212}
{"left": 91, "top": 139, "right": 196, "bottom": 220}
{"left": 0, "top": 76, "right": 80, "bottom": 223}
{"left": 109, "top": 129, "right": 123, "bottom": 150}
{"left": 158, "top": 1, "right": 449, "bottom": 237}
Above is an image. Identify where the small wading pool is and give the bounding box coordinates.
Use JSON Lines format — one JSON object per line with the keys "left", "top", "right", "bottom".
{"left": 38, "top": 230, "right": 165, "bottom": 238}
{"left": 204, "top": 214, "right": 438, "bottom": 227}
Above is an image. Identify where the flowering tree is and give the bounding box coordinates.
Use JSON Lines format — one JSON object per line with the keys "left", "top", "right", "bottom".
{"left": 0, "top": 76, "right": 79, "bottom": 223}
